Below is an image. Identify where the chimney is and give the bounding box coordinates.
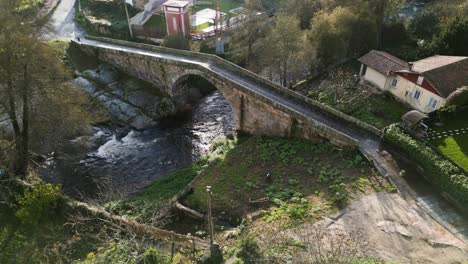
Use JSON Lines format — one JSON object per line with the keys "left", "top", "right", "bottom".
{"left": 408, "top": 62, "right": 413, "bottom": 71}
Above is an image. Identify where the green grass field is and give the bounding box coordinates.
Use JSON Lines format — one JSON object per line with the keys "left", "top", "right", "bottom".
{"left": 192, "top": 0, "right": 242, "bottom": 13}
{"left": 430, "top": 109, "right": 468, "bottom": 171}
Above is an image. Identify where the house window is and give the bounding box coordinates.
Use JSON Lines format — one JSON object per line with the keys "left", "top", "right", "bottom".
{"left": 428, "top": 97, "right": 438, "bottom": 109}
{"left": 413, "top": 89, "right": 422, "bottom": 100}
{"left": 391, "top": 78, "right": 398, "bottom": 87}
{"left": 417, "top": 76, "right": 424, "bottom": 85}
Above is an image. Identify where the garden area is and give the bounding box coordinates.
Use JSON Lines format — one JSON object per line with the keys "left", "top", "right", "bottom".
{"left": 429, "top": 108, "right": 468, "bottom": 171}
{"left": 297, "top": 64, "right": 410, "bottom": 129}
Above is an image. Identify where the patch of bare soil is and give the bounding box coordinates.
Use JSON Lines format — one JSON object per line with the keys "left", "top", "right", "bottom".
{"left": 319, "top": 192, "right": 467, "bottom": 263}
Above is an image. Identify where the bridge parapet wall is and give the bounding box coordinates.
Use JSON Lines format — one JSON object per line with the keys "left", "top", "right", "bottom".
{"left": 84, "top": 36, "right": 382, "bottom": 137}
{"left": 75, "top": 37, "right": 363, "bottom": 148}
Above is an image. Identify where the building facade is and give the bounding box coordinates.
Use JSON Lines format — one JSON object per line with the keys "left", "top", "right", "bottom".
{"left": 163, "top": 0, "right": 190, "bottom": 36}
{"left": 359, "top": 51, "right": 468, "bottom": 113}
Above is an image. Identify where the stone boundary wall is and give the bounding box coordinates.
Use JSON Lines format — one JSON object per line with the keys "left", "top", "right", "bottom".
{"left": 85, "top": 36, "right": 382, "bottom": 138}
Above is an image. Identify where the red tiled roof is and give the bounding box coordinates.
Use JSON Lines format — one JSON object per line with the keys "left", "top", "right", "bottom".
{"left": 358, "top": 50, "right": 409, "bottom": 76}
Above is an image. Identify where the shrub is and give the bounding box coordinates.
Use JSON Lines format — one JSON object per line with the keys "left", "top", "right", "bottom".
{"left": 15, "top": 183, "right": 62, "bottom": 225}
{"left": 237, "top": 236, "right": 261, "bottom": 263}
{"left": 163, "top": 33, "right": 190, "bottom": 50}
{"left": 446, "top": 86, "right": 468, "bottom": 107}
{"left": 432, "top": 15, "right": 468, "bottom": 56}
{"left": 232, "top": 258, "right": 245, "bottom": 264}
{"left": 384, "top": 124, "right": 468, "bottom": 207}
{"left": 172, "top": 253, "right": 190, "bottom": 264}
{"left": 142, "top": 248, "right": 171, "bottom": 264}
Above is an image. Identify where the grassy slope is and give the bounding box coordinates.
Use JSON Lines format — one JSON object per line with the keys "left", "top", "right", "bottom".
{"left": 111, "top": 136, "right": 394, "bottom": 227}
{"left": 351, "top": 93, "right": 410, "bottom": 129}
{"left": 106, "top": 139, "right": 238, "bottom": 222}
{"left": 430, "top": 108, "right": 468, "bottom": 171}
{"left": 180, "top": 137, "right": 393, "bottom": 222}
{"left": 144, "top": 14, "right": 165, "bottom": 28}
{"left": 79, "top": 0, "right": 138, "bottom": 33}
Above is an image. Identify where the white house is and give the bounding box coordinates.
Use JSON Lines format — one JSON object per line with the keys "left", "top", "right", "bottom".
{"left": 359, "top": 50, "right": 468, "bottom": 113}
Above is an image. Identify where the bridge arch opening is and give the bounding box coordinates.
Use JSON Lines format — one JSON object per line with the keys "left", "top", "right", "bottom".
{"left": 172, "top": 74, "right": 218, "bottom": 106}
{"left": 171, "top": 74, "right": 237, "bottom": 137}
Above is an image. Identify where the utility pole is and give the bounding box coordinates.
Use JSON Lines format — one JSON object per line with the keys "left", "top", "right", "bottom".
{"left": 124, "top": 0, "right": 134, "bottom": 38}
{"left": 215, "top": 0, "right": 224, "bottom": 55}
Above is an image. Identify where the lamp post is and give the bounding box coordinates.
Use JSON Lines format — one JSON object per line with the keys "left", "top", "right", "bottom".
{"left": 206, "top": 185, "right": 214, "bottom": 245}
{"left": 205, "top": 185, "right": 222, "bottom": 262}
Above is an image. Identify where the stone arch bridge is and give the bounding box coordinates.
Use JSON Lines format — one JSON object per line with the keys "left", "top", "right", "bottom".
{"left": 73, "top": 36, "right": 382, "bottom": 149}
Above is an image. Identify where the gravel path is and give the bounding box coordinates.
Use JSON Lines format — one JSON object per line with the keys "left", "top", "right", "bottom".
{"left": 322, "top": 192, "right": 467, "bottom": 263}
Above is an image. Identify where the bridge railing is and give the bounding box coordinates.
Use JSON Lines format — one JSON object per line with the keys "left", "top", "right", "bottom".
{"left": 84, "top": 35, "right": 382, "bottom": 137}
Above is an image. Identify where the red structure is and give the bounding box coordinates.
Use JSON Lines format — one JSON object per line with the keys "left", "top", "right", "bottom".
{"left": 163, "top": 0, "right": 190, "bottom": 36}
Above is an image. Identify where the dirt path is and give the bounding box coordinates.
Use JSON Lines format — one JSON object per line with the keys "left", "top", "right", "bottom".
{"left": 319, "top": 192, "right": 467, "bottom": 264}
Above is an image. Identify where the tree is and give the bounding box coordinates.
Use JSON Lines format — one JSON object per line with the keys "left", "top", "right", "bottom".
{"left": 284, "top": 0, "right": 320, "bottom": 29}
{"left": 0, "top": 0, "right": 94, "bottom": 177}
{"left": 409, "top": 9, "right": 440, "bottom": 40}
{"left": 369, "top": 0, "right": 406, "bottom": 47}
{"left": 263, "top": 15, "right": 303, "bottom": 87}
{"left": 433, "top": 15, "right": 468, "bottom": 56}
{"left": 307, "top": 6, "right": 377, "bottom": 68}
{"left": 228, "top": 0, "right": 271, "bottom": 65}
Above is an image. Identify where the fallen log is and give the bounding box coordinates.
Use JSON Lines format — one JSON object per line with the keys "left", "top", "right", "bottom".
{"left": 175, "top": 201, "right": 205, "bottom": 220}
{"left": 69, "top": 200, "right": 209, "bottom": 249}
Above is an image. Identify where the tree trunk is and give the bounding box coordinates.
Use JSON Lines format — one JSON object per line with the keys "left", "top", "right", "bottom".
{"left": 282, "top": 58, "right": 288, "bottom": 87}
{"left": 19, "top": 64, "right": 30, "bottom": 178}
{"left": 5, "top": 59, "right": 23, "bottom": 176}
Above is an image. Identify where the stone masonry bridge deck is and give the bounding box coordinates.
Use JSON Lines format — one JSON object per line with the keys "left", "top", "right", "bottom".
{"left": 74, "top": 36, "right": 382, "bottom": 149}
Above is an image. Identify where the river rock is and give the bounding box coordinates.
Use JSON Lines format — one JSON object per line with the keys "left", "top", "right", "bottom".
{"left": 377, "top": 220, "right": 413, "bottom": 238}
{"left": 81, "top": 64, "right": 119, "bottom": 85}
{"left": 73, "top": 77, "right": 97, "bottom": 94}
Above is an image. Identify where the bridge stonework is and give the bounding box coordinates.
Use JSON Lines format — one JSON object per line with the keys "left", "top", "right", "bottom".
{"left": 74, "top": 40, "right": 365, "bottom": 147}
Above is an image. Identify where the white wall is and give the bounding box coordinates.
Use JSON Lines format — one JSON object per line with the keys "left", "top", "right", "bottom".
{"left": 363, "top": 67, "right": 387, "bottom": 90}
{"left": 387, "top": 76, "right": 446, "bottom": 113}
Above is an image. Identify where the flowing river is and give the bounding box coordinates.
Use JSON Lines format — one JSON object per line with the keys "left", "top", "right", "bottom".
{"left": 42, "top": 83, "right": 234, "bottom": 198}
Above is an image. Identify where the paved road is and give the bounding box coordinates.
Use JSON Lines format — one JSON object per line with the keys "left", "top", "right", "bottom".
{"left": 41, "top": 0, "right": 83, "bottom": 40}
{"left": 79, "top": 38, "right": 380, "bottom": 149}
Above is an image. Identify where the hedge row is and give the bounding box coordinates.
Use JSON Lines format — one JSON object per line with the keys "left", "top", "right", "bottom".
{"left": 384, "top": 124, "right": 468, "bottom": 208}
